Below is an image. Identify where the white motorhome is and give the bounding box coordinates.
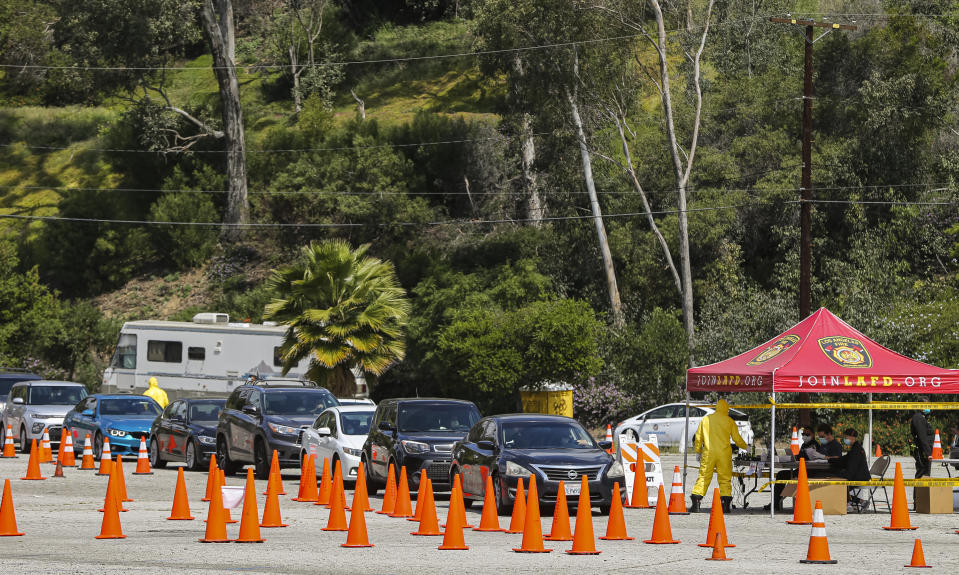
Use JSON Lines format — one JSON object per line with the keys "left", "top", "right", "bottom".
{"left": 102, "top": 313, "right": 368, "bottom": 400}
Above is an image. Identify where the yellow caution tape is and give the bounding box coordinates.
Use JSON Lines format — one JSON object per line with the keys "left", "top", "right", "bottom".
{"left": 758, "top": 477, "right": 959, "bottom": 491}
{"left": 698, "top": 402, "right": 959, "bottom": 410}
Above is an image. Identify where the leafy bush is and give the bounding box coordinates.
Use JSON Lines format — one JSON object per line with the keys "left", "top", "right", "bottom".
{"left": 149, "top": 191, "right": 219, "bottom": 269}
{"left": 573, "top": 377, "right": 642, "bottom": 431}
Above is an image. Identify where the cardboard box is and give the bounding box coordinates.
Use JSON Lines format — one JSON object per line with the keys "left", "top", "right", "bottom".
{"left": 782, "top": 478, "right": 847, "bottom": 515}
{"left": 915, "top": 486, "right": 953, "bottom": 514}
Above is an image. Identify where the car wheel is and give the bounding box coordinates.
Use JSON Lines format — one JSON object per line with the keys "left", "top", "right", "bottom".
{"left": 253, "top": 439, "right": 270, "bottom": 480}
{"left": 19, "top": 427, "right": 30, "bottom": 452}
{"left": 599, "top": 504, "right": 611, "bottom": 515}
{"left": 330, "top": 454, "right": 340, "bottom": 481}
{"left": 93, "top": 432, "right": 103, "bottom": 460}
{"left": 185, "top": 440, "right": 199, "bottom": 471}
{"left": 217, "top": 437, "right": 240, "bottom": 475}
{"left": 149, "top": 437, "right": 167, "bottom": 469}
{"left": 363, "top": 455, "right": 380, "bottom": 495}
{"left": 492, "top": 474, "right": 510, "bottom": 516}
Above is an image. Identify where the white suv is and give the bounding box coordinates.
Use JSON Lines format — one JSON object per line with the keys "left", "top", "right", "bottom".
{"left": 614, "top": 402, "right": 754, "bottom": 450}
{"left": 1, "top": 381, "right": 88, "bottom": 452}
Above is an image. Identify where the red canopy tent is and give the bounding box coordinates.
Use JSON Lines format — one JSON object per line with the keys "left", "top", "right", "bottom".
{"left": 683, "top": 307, "right": 959, "bottom": 515}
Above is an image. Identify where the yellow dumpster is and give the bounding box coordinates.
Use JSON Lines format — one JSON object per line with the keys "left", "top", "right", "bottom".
{"left": 520, "top": 382, "right": 574, "bottom": 418}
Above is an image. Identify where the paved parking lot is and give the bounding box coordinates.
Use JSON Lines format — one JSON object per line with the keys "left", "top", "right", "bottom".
{"left": 1, "top": 454, "right": 957, "bottom": 574}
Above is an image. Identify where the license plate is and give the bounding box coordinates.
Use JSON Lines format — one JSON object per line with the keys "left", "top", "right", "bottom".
{"left": 565, "top": 483, "right": 581, "bottom": 496}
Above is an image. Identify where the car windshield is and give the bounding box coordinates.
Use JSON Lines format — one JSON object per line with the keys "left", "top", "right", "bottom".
{"left": 397, "top": 403, "right": 478, "bottom": 432}
{"left": 263, "top": 391, "right": 338, "bottom": 416}
{"left": 28, "top": 386, "right": 86, "bottom": 405}
{"left": 99, "top": 398, "right": 161, "bottom": 416}
{"left": 189, "top": 402, "right": 224, "bottom": 422}
{"left": 340, "top": 412, "right": 374, "bottom": 435}
{"left": 502, "top": 421, "right": 596, "bottom": 450}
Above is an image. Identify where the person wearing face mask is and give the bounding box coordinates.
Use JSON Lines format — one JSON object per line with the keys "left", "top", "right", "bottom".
{"left": 766, "top": 425, "right": 817, "bottom": 511}
{"left": 829, "top": 428, "right": 870, "bottom": 510}
{"left": 815, "top": 424, "right": 843, "bottom": 459}
{"left": 910, "top": 401, "right": 934, "bottom": 479}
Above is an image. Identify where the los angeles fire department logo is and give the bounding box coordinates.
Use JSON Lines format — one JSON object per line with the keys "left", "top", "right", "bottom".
{"left": 746, "top": 334, "right": 800, "bottom": 366}
{"left": 818, "top": 336, "right": 872, "bottom": 368}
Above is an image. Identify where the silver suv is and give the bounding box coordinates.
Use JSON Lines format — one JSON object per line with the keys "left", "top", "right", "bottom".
{"left": 1, "top": 381, "right": 87, "bottom": 452}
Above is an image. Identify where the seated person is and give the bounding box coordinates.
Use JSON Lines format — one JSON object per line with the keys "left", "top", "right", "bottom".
{"left": 829, "top": 427, "right": 870, "bottom": 508}
{"left": 816, "top": 423, "right": 843, "bottom": 460}
{"left": 767, "top": 425, "right": 816, "bottom": 511}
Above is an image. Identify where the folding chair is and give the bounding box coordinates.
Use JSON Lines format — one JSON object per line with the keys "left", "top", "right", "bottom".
{"left": 865, "top": 455, "right": 890, "bottom": 513}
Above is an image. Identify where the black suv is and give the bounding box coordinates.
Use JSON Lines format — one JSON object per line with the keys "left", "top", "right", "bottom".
{"left": 216, "top": 381, "right": 339, "bottom": 479}
{"left": 362, "top": 398, "right": 481, "bottom": 494}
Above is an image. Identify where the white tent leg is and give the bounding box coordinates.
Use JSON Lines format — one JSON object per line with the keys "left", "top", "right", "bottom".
{"left": 868, "top": 392, "right": 873, "bottom": 465}
{"left": 770, "top": 392, "right": 776, "bottom": 518}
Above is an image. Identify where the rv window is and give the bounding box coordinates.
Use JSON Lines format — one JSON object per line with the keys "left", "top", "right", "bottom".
{"left": 188, "top": 347, "right": 206, "bottom": 360}
{"left": 147, "top": 340, "right": 182, "bottom": 363}
{"left": 113, "top": 333, "right": 137, "bottom": 369}
{"left": 273, "top": 347, "right": 284, "bottom": 367}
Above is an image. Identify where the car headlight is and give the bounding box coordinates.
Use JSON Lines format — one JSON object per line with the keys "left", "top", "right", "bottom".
{"left": 198, "top": 435, "right": 216, "bottom": 445}
{"left": 343, "top": 447, "right": 362, "bottom": 457}
{"left": 400, "top": 440, "right": 429, "bottom": 454}
{"left": 267, "top": 423, "right": 299, "bottom": 436}
{"left": 32, "top": 422, "right": 44, "bottom": 434}
{"left": 108, "top": 428, "right": 127, "bottom": 437}
{"left": 505, "top": 461, "right": 532, "bottom": 476}
{"left": 607, "top": 461, "right": 625, "bottom": 477}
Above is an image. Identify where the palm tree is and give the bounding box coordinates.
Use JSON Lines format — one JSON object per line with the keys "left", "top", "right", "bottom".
{"left": 263, "top": 240, "right": 411, "bottom": 396}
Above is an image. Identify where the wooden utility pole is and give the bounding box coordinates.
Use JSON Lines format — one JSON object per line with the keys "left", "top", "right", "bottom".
{"left": 771, "top": 17, "right": 856, "bottom": 425}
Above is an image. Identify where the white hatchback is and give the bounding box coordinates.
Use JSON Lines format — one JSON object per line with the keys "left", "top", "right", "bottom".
{"left": 613, "top": 402, "right": 754, "bottom": 450}
{"left": 300, "top": 405, "right": 375, "bottom": 483}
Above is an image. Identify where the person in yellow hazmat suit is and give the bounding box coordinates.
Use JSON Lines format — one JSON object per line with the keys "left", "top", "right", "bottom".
{"left": 690, "top": 398, "right": 747, "bottom": 513}
{"left": 142, "top": 377, "right": 169, "bottom": 409}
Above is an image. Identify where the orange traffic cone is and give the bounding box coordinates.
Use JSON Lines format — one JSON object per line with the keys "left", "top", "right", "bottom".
{"left": 235, "top": 469, "right": 265, "bottom": 543}
{"left": 600, "top": 482, "right": 633, "bottom": 541}
{"left": 443, "top": 473, "right": 473, "bottom": 528}
{"left": 342, "top": 480, "right": 374, "bottom": 548}
{"left": 875, "top": 444, "right": 882, "bottom": 457}
{"left": 790, "top": 426, "right": 800, "bottom": 456}
{"left": 116, "top": 456, "right": 132, "bottom": 502}
{"left": 506, "top": 478, "right": 526, "bottom": 534}
{"left": 667, "top": 466, "right": 688, "bottom": 514}
{"left": 931, "top": 430, "right": 943, "bottom": 460}
{"left": 167, "top": 466, "right": 195, "bottom": 520}
{"left": 513, "top": 475, "right": 551, "bottom": 553}
{"left": 20, "top": 439, "right": 46, "bottom": 480}
{"left": 315, "top": 457, "right": 332, "bottom": 507}
{"left": 60, "top": 431, "right": 75, "bottom": 467}
{"left": 217, "top": 469, "right": 237, "bottom": 524}
{"left": 322, "top": 462, "right": 349, "bottom": 531}
{"left": 1, "top": 425, "right": 16, "bottom": 458}
{"left": 409, "top": 469, "right": 428, "bottom": 523}
{"left": 349, "top": 461, "right": 373, "bottom": 513}
{"left": 544, "top": 481, "right": 572, "bottom": 541}
{"left": 799, "top": 501, "right": 836, "bottom": 564}
{"left": 199, "top": 467, "right": 231, "bottom": 543}
{"left": 883, "top": 462, "right": 917, "bottom": 531}
{"left": 79, "top": 434, "right": 95, "bottom": 470}
{"left": 56, "top": 430, "right": 66, "bottom": 463}
{"left": 474, "top": 475, "right": 505, "bottom": 532}
{"left": 53, "top": 460, "right": 65, "bottom": 478}
{"left": 905, "top": 538, "right": 931, "bottom": 568}
{"left": 699, "top": 488, "right": 734, "bottom": 548}
{"left": 260, "top": 464, "right": 288, "bottom": 528}
{"left": 292, "top": 454, "right": 318, "bottom": 502}
{"left": 263, "top": 450, "right": 286, "bottom": 495}
{"left": 326, "top": 459, "right": 346, "bottom": 509}
{"left": 644, "top": 484, "right": 680, "bottom": 544}
{"left": 0, "top": 479, "right": 24, "bottom": 536}
{"left": 39, "top": 428, "right": 52, "bottom": 463}
{"left": 132, "top": 436, "right": 151, "bottom": 475}
{"left": 377, "top": 463, "right": 397, "bottom": 514}
{"left": 390, "top": 467, "right": 413, "bottom": 518}
{"left": 787, "top": 458, "right": 812, "bottom": 525}
{"left": 566, "top": 475, "right": 600, "bottom": 554}
{"left": 96, "top": 437, "right": 113, "bottom": 476}
{"left": 438, "top": 480, "right": 469, "bottom": 551}
{"left": 99, "top": 458, "right": 128, "bottom": 512}
{"left": 705, "top": 527, "right": 732, "bottom": 561}
{"left": 202, "top": 455, "right": 217, "bottom": 502}
{"left": 96, "top": 474, "right": 126, "bottom": 540}
{"left": 605, "top": 424, "right": 614, "bottom": 453}
{"left": 411, "top": 478, "right": 442, "bottom": 536}
{"left": 627, "top": 466, "right": 649, "bottom": 509}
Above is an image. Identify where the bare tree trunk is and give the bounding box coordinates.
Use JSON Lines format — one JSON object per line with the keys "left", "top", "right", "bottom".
{"left": 350, "top": 88, "right": 365, "bottom": 120}
{"left": 566, "top": 66, "right": 624, "bottom": 328}
{"left": 512, "top": 55, "right": 544, "bottom": 225}
{"left": 200, "top": 0, "right": 248, "bottom": 240}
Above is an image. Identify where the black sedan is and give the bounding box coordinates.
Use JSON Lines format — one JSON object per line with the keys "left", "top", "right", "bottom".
{"left": 451, "top": 414, "right": 625, "bottom": 515}
{"left": 149, "top": 398, "right": 225, "bottom": 471}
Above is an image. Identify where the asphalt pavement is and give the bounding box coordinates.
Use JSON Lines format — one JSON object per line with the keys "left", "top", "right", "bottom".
{"left": 0, "top": 453, "right": 957, "bottom": 574}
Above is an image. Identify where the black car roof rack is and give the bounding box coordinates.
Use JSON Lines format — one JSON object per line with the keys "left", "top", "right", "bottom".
{"left": 246, "top": 378, "right": 318, "bottom": 388}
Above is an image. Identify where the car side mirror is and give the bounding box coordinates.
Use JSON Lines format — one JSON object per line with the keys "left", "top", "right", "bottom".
{"left": 242, "top": 405, "right": 260, "bottom": 416}
{"left": 476, "top": 440, "right": 496, "bottom": 451}
{"left": 318, "top": 426, "right": 331, "bottom": 436}
{"left": 598, "top": 440, "right": 613, "bottom": 451}
{"left": 11, "top": 397, "right": 23, "bottom": 405}
{"left": 378, "top": 421, "right": 394, "bottom": 432}
{"left": 81, "top": 409, "right": 94, "bottom": 416}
